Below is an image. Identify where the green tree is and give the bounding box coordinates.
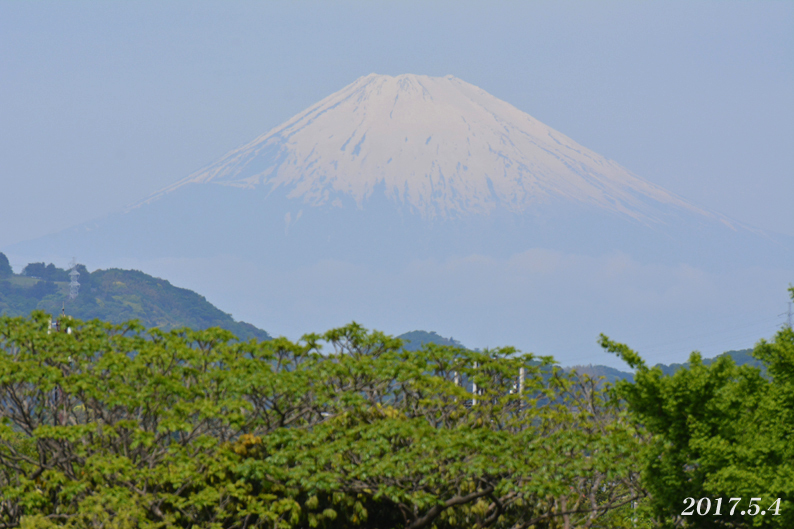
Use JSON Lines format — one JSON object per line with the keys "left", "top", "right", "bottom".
{"left": 19, "top": 262, "right": 68, "bottom": 282}
{"left": 0, "top": 314, "right": 644, "bottom": 528}
{"left": 238, "top": 325, "right": 646, "bottom": 528}
{"left": 599, "top": 287, "right": 794, "bottom": 528}
{"left": 0, "top": 253, "right": 12, "bottom": 278}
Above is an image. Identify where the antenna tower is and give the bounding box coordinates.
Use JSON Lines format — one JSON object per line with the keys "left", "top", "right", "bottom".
{"left": 68, "top": 258, "right": 80, "bottom": 300}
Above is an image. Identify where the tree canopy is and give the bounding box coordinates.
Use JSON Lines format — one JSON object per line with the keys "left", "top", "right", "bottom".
{"left": 0, "top": 312, "right": 643, "bottom": 528}
{"left": 0, "top": 254, "right": 12, "bottom": 279}
{"left": 599, "top": 286, "right": 794, "bottom": 528}
{"left": 2, "top": 286, "right": 791, "bottom": 528}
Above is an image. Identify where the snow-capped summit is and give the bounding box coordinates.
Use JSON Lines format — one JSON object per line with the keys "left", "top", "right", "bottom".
{"left": 11, "top": 73, "right": 788, "bottom": 275}
{"left": 5, "top": 74, "right": 790, "bottom": 370}
{"left": 140, "top": 73, "right": 710, "bottom": 224}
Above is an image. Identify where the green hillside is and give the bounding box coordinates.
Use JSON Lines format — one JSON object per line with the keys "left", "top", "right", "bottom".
{"left": 397, "top": 330, "right": 464, "bottom": 351}
{"left": 395, "top": 322, "right": 765, "bottom": 381}
{"left": 566, "top": 364, "right": 636, "bottom": 384}
{"left": 0, "top": 254, "right": 271, "bottom": 341}
{"left": 652, "top": 348, "right": 762, "bottom": 374}
{"left": 569, "top": 348, "right": 764, "bottom": 383}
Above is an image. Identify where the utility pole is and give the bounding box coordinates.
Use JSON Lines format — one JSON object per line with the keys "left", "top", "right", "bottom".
{"left": 472, "top": 362, "right": 478, "bottom": 407}
{"left": 518, "top": 367, "right": 525, "bottom": 412}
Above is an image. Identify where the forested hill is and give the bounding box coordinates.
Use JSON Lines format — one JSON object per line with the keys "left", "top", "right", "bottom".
{"left": 397, "top": 330, "right": 464, "bottom": 351}
{"left": 0, "top": 253, "right": 271, "bottom": 341}
{"left": 568, "top": 348, "right": 761, "bottom": 382}
{"left": 397, "top": 326, "right": 763, "bottom": 379}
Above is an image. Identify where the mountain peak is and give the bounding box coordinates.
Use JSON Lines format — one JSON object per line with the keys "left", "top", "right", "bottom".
{"left": 137, "top": 74, "right": 709, "bottom": 223}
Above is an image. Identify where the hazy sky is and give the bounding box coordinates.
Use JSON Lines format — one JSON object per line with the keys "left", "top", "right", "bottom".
{"left": 1, "top": 2, "right": 793, "bottom": 366}
{"left": 2, "top": 1, "right": 792, "bottom": 251}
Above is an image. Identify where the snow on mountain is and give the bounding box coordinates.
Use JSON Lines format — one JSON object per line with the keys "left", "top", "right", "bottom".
{"left": 138, "top": 74, "right": 715, "bottom": 225}
{"left": 5, "top": 73, "right": 791, "bottom": 366}
{"left": 10, "top": 72, "right": 784, "bottom": 273}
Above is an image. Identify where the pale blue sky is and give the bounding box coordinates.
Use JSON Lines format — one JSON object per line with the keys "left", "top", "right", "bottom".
{"left": 1, "top": 1, "right": 792, "bottom": 365}
{"left": 1, "top": 1, "right": 792, "bottom": 249}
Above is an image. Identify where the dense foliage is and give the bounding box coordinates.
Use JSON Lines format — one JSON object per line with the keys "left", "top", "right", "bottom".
{"left": 0, "top": 256, "right": 12, "bottom": 279}
{"left": 1, "top": 282, "right": 790, "bottom": 528}
{"left": 0, "top": 312, "right": 644, "bottom": 528}
{"left": 0, "top": 255, "right": 270, "bottom": 341}
{"left": 20, "top": 263, "right": 70, "bottom": 283}
{"left": 600, "top": 288, "right": 794, "bottom": 528}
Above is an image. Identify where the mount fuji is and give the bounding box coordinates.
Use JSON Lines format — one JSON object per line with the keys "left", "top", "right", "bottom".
{"left": 146, "top": 73, "right": 706, "bottom": 222}
{"left": 7, "top": 74, "right": 792, "bottom": 363}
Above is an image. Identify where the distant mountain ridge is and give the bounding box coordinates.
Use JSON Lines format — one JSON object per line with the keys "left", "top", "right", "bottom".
{"left": 0, "top": 254, "right": 271, "bottom": 341}
{"left": 397, "top": 330, "right": 464, "bottom": 351}
{"left": 568, "top": 349, "right": 764, "bottom": 382}
{"left": 398, "top": 329, "right": 763, "bottom": 379}
{"left": 0, "top": 252, "right": 773, "bottom": 375}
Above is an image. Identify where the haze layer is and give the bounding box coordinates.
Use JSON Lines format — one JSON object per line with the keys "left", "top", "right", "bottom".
{"left": 8, "top": 74, "right": 792, "bottom": 364}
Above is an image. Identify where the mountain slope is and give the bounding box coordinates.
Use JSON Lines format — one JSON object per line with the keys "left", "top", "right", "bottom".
{"left": 399, "top": 330, "right": 765, "bottom": 381}
{"left": 142, "top": 74, "right": 714, "bottom": 225}
{"left": 569, "top": 349, "right": 765, "bottom": 383}
{"left": 0, "top": 255, "right": 271, "bottom": 341}
{"left": 4, "top": 74, "right": 790, "bottom": 366}
{"left": 10, "top": 73, "right": 789, "bottom": 271}
{"left": 11, "top": 73, "right": 788, "bottom": 272}
{"left": 397, "top": 330, "right": 465, "bottom": 351}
